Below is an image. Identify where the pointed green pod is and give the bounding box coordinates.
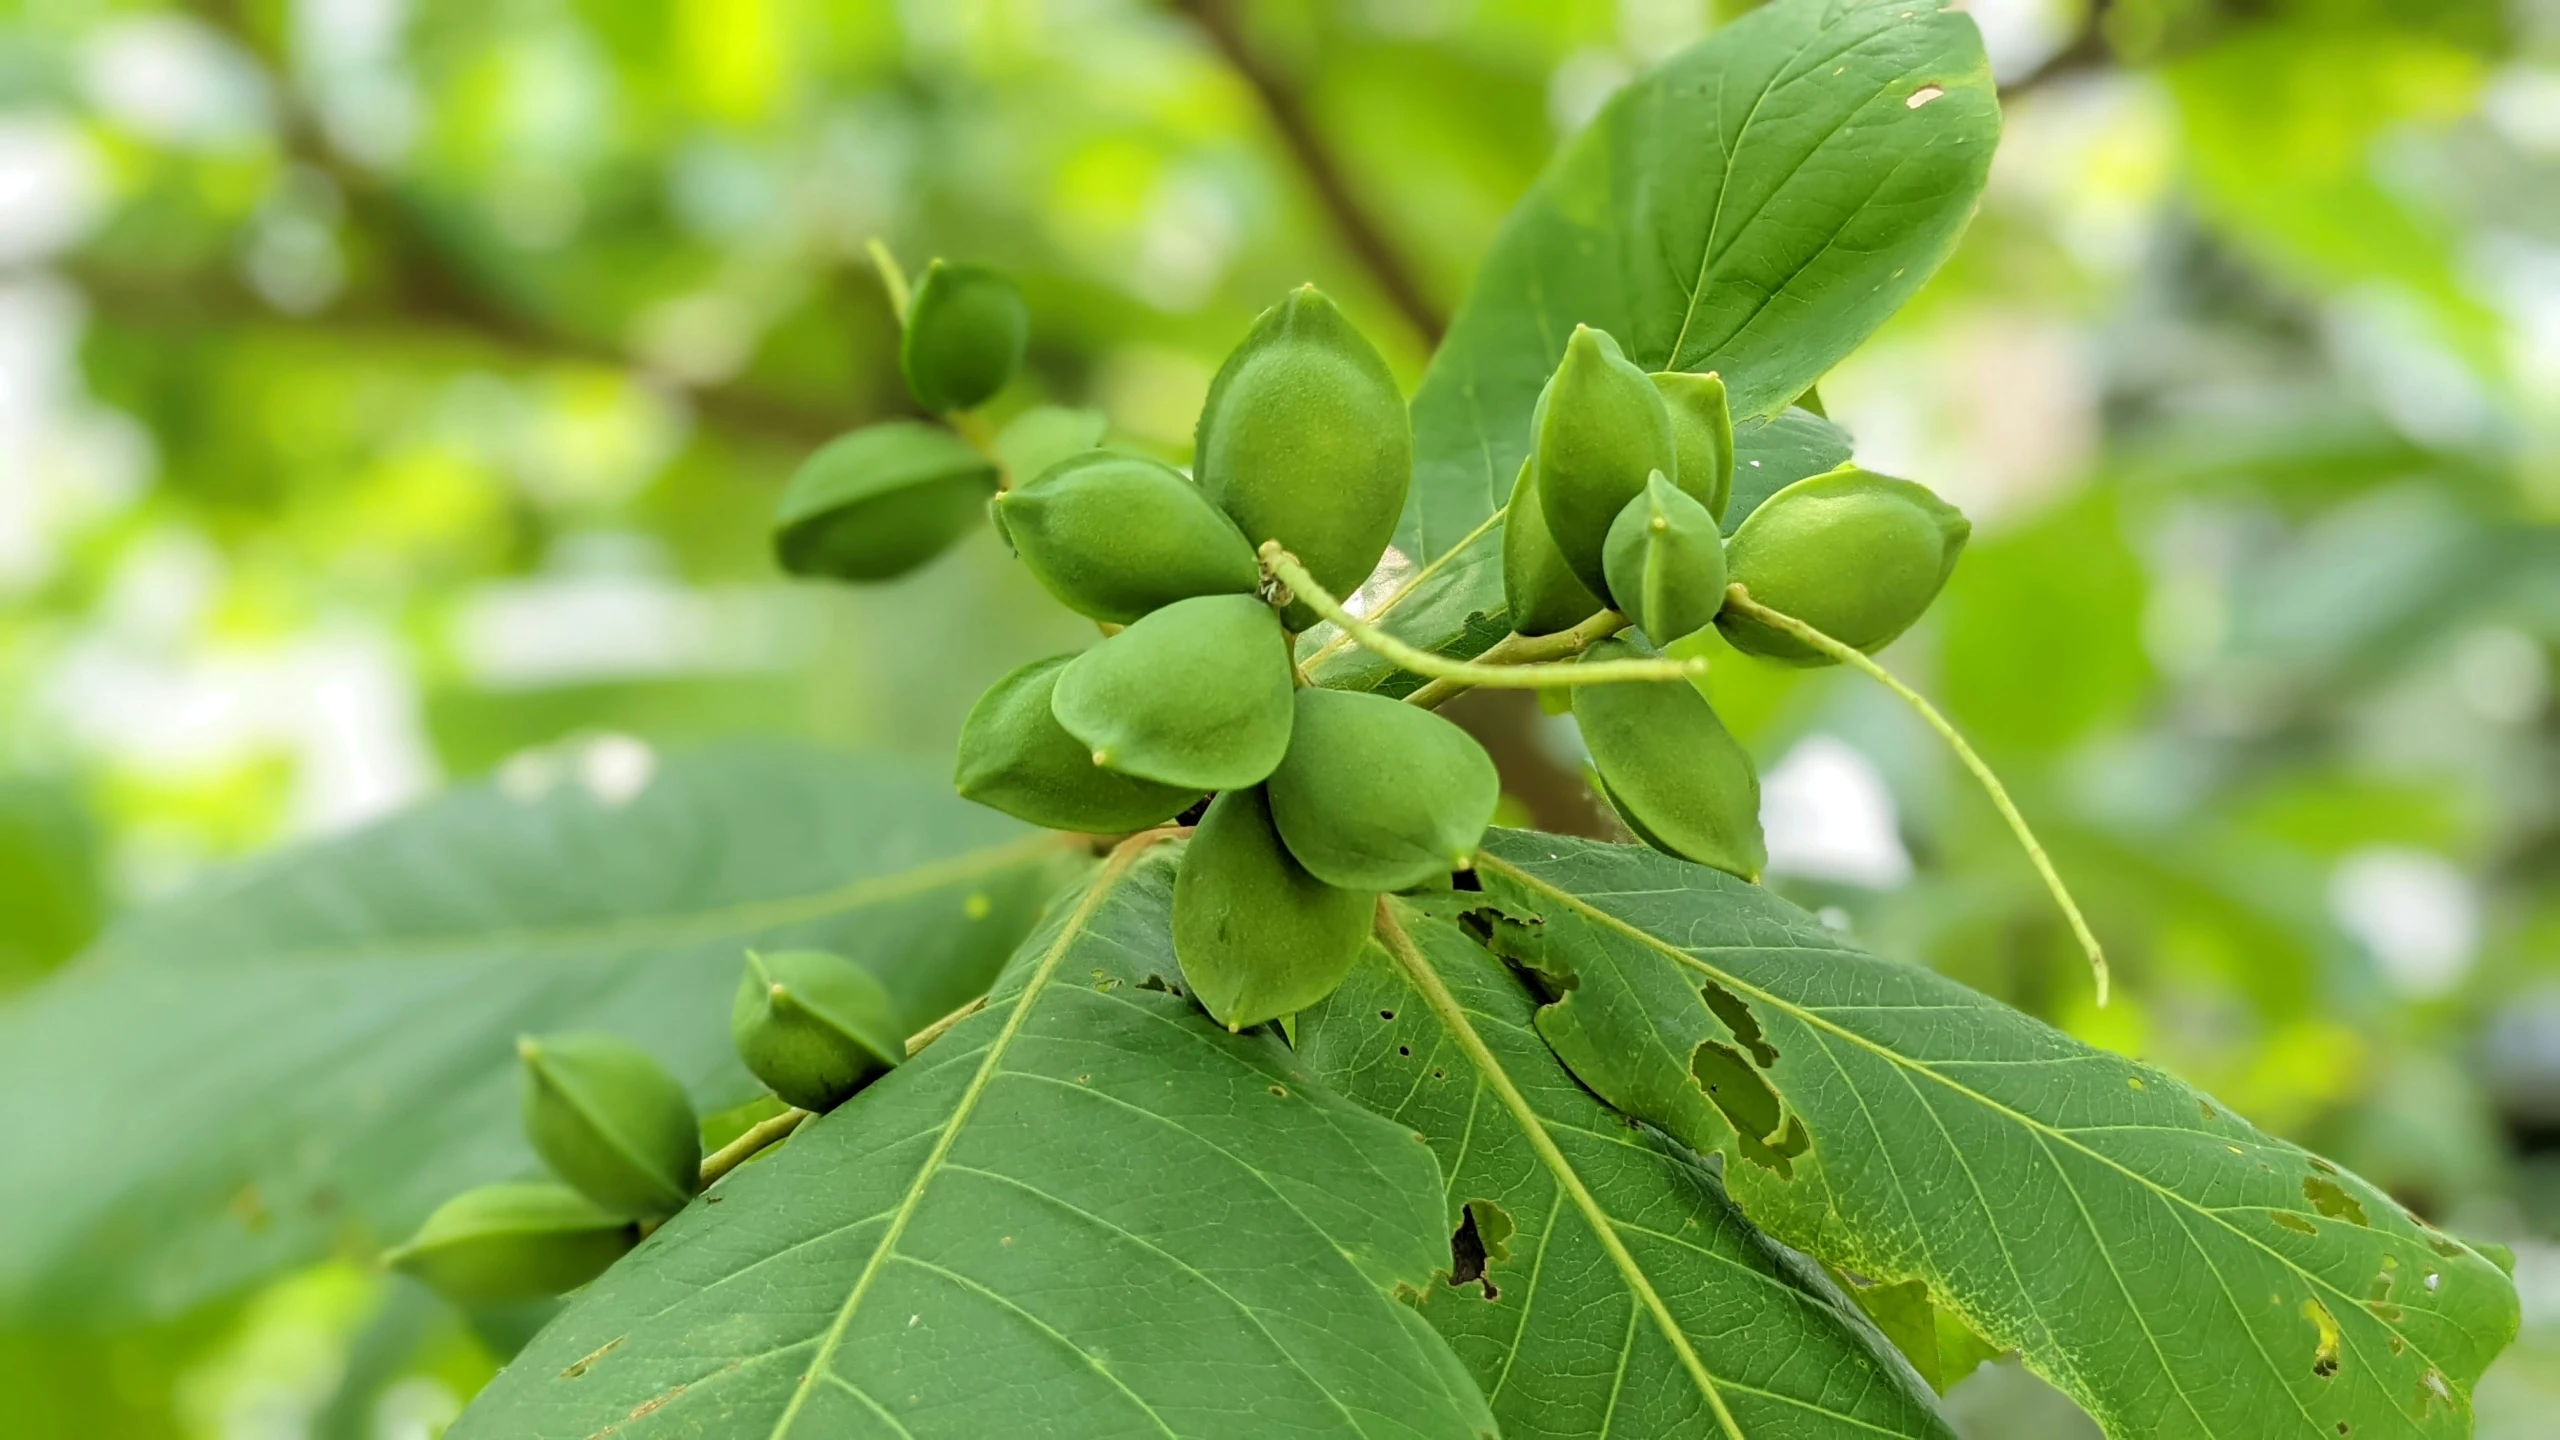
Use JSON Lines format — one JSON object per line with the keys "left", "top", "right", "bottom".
{"left": 900, "top": 259, "right": 1028, "bottom": 414}
{"left": 732, "top": 950, "right": 905, "bottom": 1112}
{"left": 772, "top": 422, "right": 998, "bottom": 582}
{"left": 1602, "top": 470, "right": 1728, "bottom": 646}
{"left": 1194, "top": 286, "right": 1411, "bottom": 621}
{"left": 384, "top": 1182, "right": 636, "bottom": 1307}
{"left": 990, "top": 452, "right": 1260, "bottom": 623}
{"left": 1051, "top": 594, "right": 1295, "bottom": 790}
{"left": 1264, "top": 688, "right": 1500, "bottom": 892}
{"left": 1572, "top": 637, "right": 1765, "bottom": 881}
{"left": 1654, "top": 370, "right": 1734, "bottom": 523}
{"left": 1173, "top": 785, "right": 1376, "bottom": 1029}
{"left": 1533, "top": 325, "right": 1677, "bottom": 594}
{"left": 1501, "top": 456, "right": 1602, "bottom": 636}
{"left": 519, "top": 1032, "right": 701, "bottom": 1220}
{"left": 955, "top": 656, "right": 1200, "bottom": 832}
{"left": 1718, "top": 466, "right": 1971, "bottom": 665}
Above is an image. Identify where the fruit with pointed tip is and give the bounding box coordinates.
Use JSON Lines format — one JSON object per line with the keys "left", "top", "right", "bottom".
{"left": 1173, "top": 785, "right": 1376, "bottom": 1029}
{"left": 732, "top": 950, "right": 906, "bottom": 1112}
{"left": 991, "top": 452, "right": 1260, "bottom": 623}
{"left": 384, "top": 1182, "right": 636, "bottom": 1306}
{"left": 1603, "top": 470, "right": 1728, "bottom": 646}
{"left": 519, "top": 1032, "right": 701, "bottom": 1220}
{"left": 1654, "top": 370, "right": 1734, "bottom": 523}
{"left": 1501, "top": 456, "right": 1603, "bottom": 636}
{"left": 1050, "top": 595, "right": 1295, "bottom": 791}
{"left": 1718, "top": 466, "right": 1970, "bottom": 665}
{"left": 771, "top": 422, "right": 998, "bottom": 582}
{"left": 1572, "top": 637, "right": 1765, "bottom": 881}
{"left": 955, "top": 656, "right": 1201, "bottom": 832}
{"left": 1533, "top": 326, "right": 1677, "bottom": 594}
{"left": 900, "top": 260, "right": 1028, "bottom": 414}
{"left": 1264, "top": 688, "right": 1499, "bottom": 892}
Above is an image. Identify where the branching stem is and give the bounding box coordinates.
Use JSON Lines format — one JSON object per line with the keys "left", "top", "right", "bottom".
{"left": 1723, "top": 584, "right": 2110, "bottom": 1005}
{"left": 1401, "top": 611, "right": 1631, "bottom": 709}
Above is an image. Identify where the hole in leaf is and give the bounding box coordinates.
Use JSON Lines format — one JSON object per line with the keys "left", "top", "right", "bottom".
{"left": 1398, "top": 1045, "right": 1412, "bottom": 1057}
{"left": 1690, "top": 1041, "right": 1806, "bottom": 1176}
{"left": 1699, "top": 981, "right": 1778, "bottom": 1068}
{"left": 1447, "top": 1200, "right": 1513, "bottom": 1300}
{"left": 1136, "top": 973, "right": 1184, "bottom": 996}
{"left": 1268, "top": 1085, "right": 1288, "bottom": 1099}
{"left": 1907, "top": 84, "right": 1944, "bottom": 109}
{"left": 2302, "top": 1176, "right": 2368, "bottom": 1226}
{"left": 2127, "top": 1077, "right": 2146, "bottom": 1091}
{"left": 2303, "top": 1298, "right": 2342, "bottom": 1378}
{"left": 2271, "top": 1212, "right": 2318, "bottom": 1236}
{"left": 1380, "top": 1010, "right": 1397, "bottom": 1022}
{"left": 1451, "top": 868, "right": 1482, "bottom": 892}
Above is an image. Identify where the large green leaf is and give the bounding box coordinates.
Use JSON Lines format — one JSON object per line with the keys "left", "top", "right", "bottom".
{"left": 1464, "top": 833, "right": 2518, "bottom": 1439}
{"left": 452, "top": 841, "right": 1497, "bottom": 1440}
{"left": 1297, "top": 907, "right": 1953, "bottom": 1439}
{"left": 0, "top": 740, "right": 1082, "bottom": 1323}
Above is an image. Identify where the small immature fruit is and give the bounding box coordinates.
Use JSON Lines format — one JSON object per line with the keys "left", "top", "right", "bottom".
{"left": 519, "top": 1032, "right": 701, "bottom": 1221}
{"left": 1718, "top": 466, "right": 1971, "bottom": 665}
{"left": 732, "top": 950, "right": 905, "bottom": 1113}
{"left": 1173, "top": 785, "right": 1376, "bottom": 1029}
{"left": 1194, "top": 286, "right": 1411, "bottom": 622}
{"left": 991, "top": 452, "right": 1260, "bottom": 623}
{"left": 900, "top": 260, "right": 1028, "bottom": 414}
{"left": 1653, "top": 371, "right": 1734, "bottom": 523}
{"left": 1572, "top": 637, "right": 1765, "bottom": 881}
{"left": 1603, "top": 470, "right": 1728, "bottom": 646}
{"left": 384, "top": 1182, "right": 636, "bottom": 1307}
{"left": 1534, "top": 325, "right": 1677, "bottom": 594}
{"left": 955, "top": 656, "right": 1200, "bottom": 832}
{"left": 1264, "top": 688, "right": 1500, "bottom": 892}
{"left": 772, "top": 422, "right": 998, "bottom": 582}
{"left": 1051, "top": 594, "right": 1296, "bottom": 791}
{"left": 1501, "top": 457, "right": 1602, "bottom": 637}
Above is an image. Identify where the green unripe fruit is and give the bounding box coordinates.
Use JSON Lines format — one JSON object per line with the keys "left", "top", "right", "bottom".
{"left": 900, "top": 260, "right": 1028, "bottom": 414}
{"left": 519, "top": 1032, "right": 701, "bottom": 1221}
{"left": 1603, "top": 470, "right": 1728, "bottom": 646}
{"left": 1194, "top": 286, "right": 1411, "bottom": 624}
{"left": 1572, "top": 638, "right": 1765, "bottom": 881}
{"left": 1534, "top": 325, "right": 1677, "bottom": 595}
{"left": 1654, "top": 371, "right": 1734, "bottom": 523}
{"left": 1264, "top": 688, "right": 1499, "bottom": 892}
{"left": 955, "top": 656, "right": 1200, "bottom": 832}
{"left": 732, "top": 950, "right": 905, "bottom": 1113}
{"left": 991, "top": 452, "right": 1260, "bottom": 623}
{"left": 1052, "top": 595, "right": 1296, "bottom": 791}
{"left": 772, "top": 422, "right": 998, "bottom": 582}
{"left": 1501, "top": 456, "right": 1602, "bottom": 637}
{"left": 1173, "top": 785, "right": 1376, "bottom": 1029}
{"left": 385, "top": 1182, "right": 636, "bottom": 1306}
{"left": 1717, "top": 466, "right": 1971, "bottom": 665}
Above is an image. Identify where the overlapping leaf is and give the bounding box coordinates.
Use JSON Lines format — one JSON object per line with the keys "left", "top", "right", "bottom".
{"left": 1297, "top": 908, "right": 1952, "bottom": 1439}
{"left": 1464, "top": 832, "right": 2518, "bottom": 1439}
{"left": 452, "top": 843, "right": 1496, "bottom": 1440}
{"left": 0, "top": 740, "right": 1081, "bottom": 1321}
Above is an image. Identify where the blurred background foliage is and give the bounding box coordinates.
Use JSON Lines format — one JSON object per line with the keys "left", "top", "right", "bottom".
{"left": 1, "top": 0, "right": 2557, "bottom": 1434}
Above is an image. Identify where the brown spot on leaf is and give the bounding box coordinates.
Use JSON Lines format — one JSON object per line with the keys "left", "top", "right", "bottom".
{"left": 2302, "top": 1176, "right": 2368, "bottom": 1226}
{"left": 2303, "top": 1299, "right": 2342, "bottom": 1378}
{"left": 560, "top": 1336, "right": 624, "bottom": 1379}
{"left": 1908, "top": 84, "right": 1945, "bottom": 109}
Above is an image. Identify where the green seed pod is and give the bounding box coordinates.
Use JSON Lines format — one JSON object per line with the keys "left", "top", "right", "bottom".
{"left": 1602, "top": 470, "right": 1728, "bottom": 647}
{"left": 772, "top": 422, "right": 998, "bottom": 582}
{"left": 384, "top": 1182, "right": 635, "bottom": 1307}
{"left": 1264, "top": 688, "right": 1499, "bottom": 892}
{"left": 1572, "top": 637, "right": 1765, "bottom": 881}
{"left": 990, "top": 452, "right": 1260, "bottom": 623}
{"left": 1502, "top": 456, "right": 1602, "bottom": 637}
{"left": 1533, "top": 325, "right": 1677, "bottom": 594}
{"left": 1173, "top": 785, "right": 1376, "bottom": 1029}
{"left": 1717, "top": 466, "right": 1971, "bottom": 665}
{"left": 1194, "top": 286, "right": 1411, "bottom": 622}
{"left": 955, "top": 656, "right": 1200, "bottom": 832}
{"left": 1051, "top": 594, "right": 1295, "bottom": 790}
{"left": 519, "top": 1032, "right": 701, "bottom": 1220}
{"left": 732, "top": 950, "right": 905, "bottom": 1113}
{"left": 900, "top": 259, "right": 1028, "bottom": 414}
{"left": 1653, "top": 370, "right": 1734, "bottom": 523}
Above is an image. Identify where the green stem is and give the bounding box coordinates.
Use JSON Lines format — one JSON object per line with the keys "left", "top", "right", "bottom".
{"left": 1260, "top": 544, "right": 1697, "bottom": 693}
{"left": 1723, "top": 584, "right": 2110, "bottom": 1006}
{"left": 1400, "top": 610, "right": 1630, "bottom": 710}
{"left": 867, "top": 238, "right": 912, "bottom": 324}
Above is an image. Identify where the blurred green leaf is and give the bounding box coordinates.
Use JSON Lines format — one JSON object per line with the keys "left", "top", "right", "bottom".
{"left": 1940, "top": 487, "right": 2149, "bottom": 755}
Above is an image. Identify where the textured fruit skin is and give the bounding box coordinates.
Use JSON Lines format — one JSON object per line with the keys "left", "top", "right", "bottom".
{"left": 955, "top": 656, "right": 1200, "bottom": 832}
{"left": 519, "top": 1033, "right": 701, "bottom": 1220}
{"left": 1264, "top": 688, "right": 1499, "bottom": 891}
{"left": 385, "top": 1182, "right": 635, "bottom": 1306}
{"left": 1501, "top": 456, "right": 1602, "bottom": 637}
{"left": 1572, "top": 637, "right": 1766, "bottom": 881}
{"left": 1602, "top": 470, "right": 1728, "bottom": 646}
{"left": 900, "top": 260, "right": 1028, "bottom": 414}
{"left": 1051, "top": 595, "right": 1296, "bottom": 790}
{"left": 1718, "top": 466, "right": 1971, "bottom": 665}
{"left": 1193, "top": 286, "right": 1411, "bottom": 620}
{"left": 731, "top": 950, "right": 905, "bottom": 1113}
{"left": 1653, "top": 371, "right": 1734, "bottom": 523}
{"left": 1173, "top": 786, "right": 1376, "bottom": 1029}
{"left": 1534, "top": 326, "right": 1677, "bottom": 594}
{"left": 772, "top": 422, "right": 998, "bottom": 581}
{"left": 991, "top": 452, "right": 1260, "bottom": 623}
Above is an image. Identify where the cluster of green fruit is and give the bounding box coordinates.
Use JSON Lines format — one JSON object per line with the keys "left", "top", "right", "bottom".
{"left": 386, "top": 950, "right": 903, "bottom": 1307}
